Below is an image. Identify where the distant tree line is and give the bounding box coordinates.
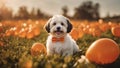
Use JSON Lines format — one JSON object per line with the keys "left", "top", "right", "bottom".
{"left": 1, "top": 1, "right": 119, "bottom": 21}
{"left": 62, "top": 1, "right": 100, "bottom": 20}
{"left": 0, "top": 5, "right": 13, "bottom": 20}
{"left": 74, "top": 1, "right": 100, "bottom": 20}
{"left": 0, "top": 5, "right": 50, "bottom": 21}
{"left": 14, "top": 6, "right": 50, "bottom": 20}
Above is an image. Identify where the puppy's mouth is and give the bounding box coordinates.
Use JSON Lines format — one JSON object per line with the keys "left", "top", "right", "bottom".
{"left": 54, "top": 30, "right": 64, "bottom": 35}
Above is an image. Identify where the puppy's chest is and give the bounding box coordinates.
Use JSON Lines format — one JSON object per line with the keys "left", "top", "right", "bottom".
{"left": 53, "top": 42, "right": 65, "bottom": 48}
{"left": 51, "top": 39, "right": 72, "bottom": 49}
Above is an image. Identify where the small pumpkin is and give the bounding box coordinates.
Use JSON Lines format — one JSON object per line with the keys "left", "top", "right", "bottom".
{"left": 0, "top": 23, "right": 3, "bottom": 32}
{"left": 31, "top": 43, "right": 46, "bottom": 56}
{"left": 99, "top": 23, "right": 110, "bottom": 32}
{"left": 70, "top": 28, "right": 79, "bottom": 40}
{"left": 89, "top": 27, "right": 102, "bottom": 37}
{"left": 22, "top": 60, "right": 32, "bottom": 68}
{"left": 14, "top": 27, "right": 21, "bottom": 36}
{"left": 26, "top": 28, "right": 34, "bottom": 39}
{"left": 111, "top": 26, "right": 120, "bottom": 37}
{"left": 18, "top": 28, "right": 27, "bottom": 38}
{"left": 33, "top": 27, "right": 40, "bottom": 36}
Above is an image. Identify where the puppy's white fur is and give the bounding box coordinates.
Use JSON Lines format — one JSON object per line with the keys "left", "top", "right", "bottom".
{"left": 45, "top": 15, "right": 79, "bottom": 56}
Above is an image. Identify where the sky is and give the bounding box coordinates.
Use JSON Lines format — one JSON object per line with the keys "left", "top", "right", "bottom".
{"left": 0, "top": 0, "right": 120, "bottom": 17}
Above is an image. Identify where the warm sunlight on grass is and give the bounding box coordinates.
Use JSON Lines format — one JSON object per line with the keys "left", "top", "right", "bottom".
{"left": 0, "top": 19, "right": 120, "bottom": 68}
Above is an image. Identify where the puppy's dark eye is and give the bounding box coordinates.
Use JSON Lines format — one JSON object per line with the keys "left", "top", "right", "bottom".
{"left": 53, "top": 22, "right": 56, "bottom": 25}
{"left": 61, "top": 22, "right": 64, "bottom": 26}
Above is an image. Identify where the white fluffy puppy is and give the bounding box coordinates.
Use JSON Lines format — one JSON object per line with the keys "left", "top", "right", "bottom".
{"left": 44, "top": 15, "right": 79, "bottom": 56}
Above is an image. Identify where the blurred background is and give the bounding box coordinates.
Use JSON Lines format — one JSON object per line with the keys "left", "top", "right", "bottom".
{"left": 0, "top": 0, "right": 120, "bottom": 21}
{"left": 0, "top": 1, "right": 120, "bottom": 68}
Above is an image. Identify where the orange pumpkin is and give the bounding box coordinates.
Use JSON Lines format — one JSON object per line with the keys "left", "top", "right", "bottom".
{"left": 18, "top": 28, "right": 27, "bottom": 38}
{"left": 14, "top": 27, "right": 21, "bottom": 36}
{"left": 78, "top": 27, "right": 84, "bottom": 38}
{"left": 0, "top": 41, "right": 4, "bottom": 46}
{"left": 70, "top": 28, "right": 79, "bottom": 40}
{"left": 31, "top": 43, "right": 46, "bottom": 56}
{"left": 5, "top": 29, "right": 11, "bottom": 36}
{"left": 111, "top": 26, "right": 120, "bottom": 37}
{"left": 89, "top": 27, "right": 102, "bottom": 37}
{"left": 26, "top": 28, "right": 34, "bottom": 39}
{"left": 108, "top": 22, "right": 119, "bottom": 29}
{"left": 33, "top": 27, "right": 40, "bottom": 36}
{"left": 85, "top": 38, "right": 120, "bottom": 64}
{"left": 22, "top": 60, "right": 32, "bottom": 68}
{"left": 83, "top": 25, "right": 90, "bottom": 34}
{"left": 99, "top": 23, "right": 110, "bottom": 32}
{"left": 5, "top": 28, "right": 15, "bottom": 36}
{"left": 0, "top": 23, "right": 3, "bottom": 32}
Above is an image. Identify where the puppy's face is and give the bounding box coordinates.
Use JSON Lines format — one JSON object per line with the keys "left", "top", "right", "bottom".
{"left": 45, "top": 15, "right": 72, "bottom": 37}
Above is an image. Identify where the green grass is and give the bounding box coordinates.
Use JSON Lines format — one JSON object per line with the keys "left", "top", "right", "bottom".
{"left": 0, "top": 29, "right": 120, "bottom": 68}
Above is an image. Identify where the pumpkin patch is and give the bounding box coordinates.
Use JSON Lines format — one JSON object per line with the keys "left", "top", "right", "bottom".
{"left": 0, "top": 20, "right": 120, "bottom": 68}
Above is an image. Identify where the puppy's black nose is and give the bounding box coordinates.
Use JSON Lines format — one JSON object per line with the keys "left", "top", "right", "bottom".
{"left": 57, "top": 27, "right": 61, "bottom": 30}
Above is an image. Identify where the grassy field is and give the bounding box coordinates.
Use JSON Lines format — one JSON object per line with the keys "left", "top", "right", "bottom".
{"left": 0, "top": 20, "right": 120, "bottom": 68}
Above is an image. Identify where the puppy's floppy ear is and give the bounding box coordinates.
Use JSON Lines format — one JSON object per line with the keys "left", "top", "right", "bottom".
{"left": 67, "top": 19, "right": 73, "bottom": 33}
{"left": 44, "top": 18, "right": 51, "bottom": 33}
